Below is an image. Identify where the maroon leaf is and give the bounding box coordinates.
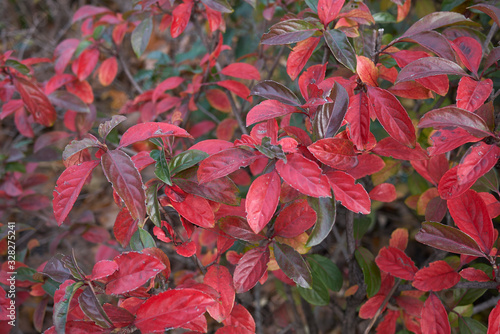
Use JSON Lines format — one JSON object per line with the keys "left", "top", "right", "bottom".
{"left": 376, "top": 246, "right": 418, "bottom": 280}
{"left": 233, "top": 246, "right": 270, "bottom": 293}
{"left": 401, "top": 11, "right": 471, "bottom": 39}
{"left": 469, "top": 4, "right": 500, "bottom": 27}
{"left": 53, "top": 160, "right": 101, "bottom": 225}
{"left": 396, "top": 57, "right": 470, "bottom": 84}
{"left": 276, "top": 153, "right": 331, "bottom": 198}
{"left": 106, "top": 252, "right": 165, "bottom": 295}
{"left": 403, "top": 31, "right": 456, "bottom": 61}
{"left": 421, "top": 294, "right": 451, "bottom": 334}
{"left": 246, "top": 170, "right": 281, "bottom": 234}
{"left": 62, "top": 135, "right": 102, "bottom": 162}
{"left": 413, "top": 261, "right": 460, "bottom": 291}
{"left": 483, "top": 46, "right": 500, "bottom": 72}
{"left": 326, "top": 171, "right": 371, "bottom": 214}
{"left": 312, "top": 82, "right": 349, "bottom": 139}
{"left": 198, "top": 148, "right": 257, "bottom": 184}
{"left": 274, "top": 199, "right": 317, "bottom": 238}
{"left": 418, "top": 106, "right": 492, "bottom": 138}
{"left": 456, "top": 77, "right": 493, "bottom": 112}
{"left": 119, "top": 122, "right": 193, "bottom": 148}
{"left": 250, "top": 80, "right": 302, "bottom": 106}
{"left": 416, "top": 222, "right": 485, "bottom": 257}
{"left": 261, "top": 19, "right": 321, "bottom": 45}
{"left": 373, "top": 137, "right": 428, "bottom": 161}
{"left": 135, "top": 288, "right": 215, "bottom": 332}
{"left": 448, "top": 190, "right": 495, "bottom": 253}
{"left": 273, "top": 242, "right": 312, "bottom": 288}
{"left": 246, "top": 100, "right": 298, "bottom": 126}
{"left": 101, "top": 150, "right": 146, "bottom": 221}
{"left": 219, "top": 216, "right": 265, "bottom": 242}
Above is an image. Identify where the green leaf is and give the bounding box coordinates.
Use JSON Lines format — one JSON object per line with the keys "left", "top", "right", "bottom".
{"left": 53, "top": 281, "right": 84, "bottom": 333}
{"left": 17, "top": 267, "right": 42, "bottom": 282}
{"left": 274, "top": 242, "right": 312, "bottom": 289}
{"left": 324, "top": 29, "right": 357, "bottom": 73}
{"left": 306, "top": 193, "right": 336, "bottom": 247}
{"left": 373, "top": 12, "right": 396, "bottom": 23}
{"left": 355, "top": 247, "right": 381, "bottom": 297}
{"left": 42, "top": 278, "right": 60, "bottom": 297}
{"left": 305, "top": 0, "right": 318, "bottom": 12}
{"left": 151, "top": 149, "right": 172, "bottom": 186}
{"left": 169, "top": 150, "right": 209, "bottom": 176}
{"left": 5, "top": 59, "right": 30, "bottom": 75}
{"left": 307, "top": 254, "right": 342, "bottom": 292}
{"left": 297, "top": 280, "right": 329, "bottom": 305}
{"left": 255, "top": 137, "right": 287, "bottom": 162}
{"left": 130, "top": 228, "right": 156, "bottom": 251}
{"left": 146, "top": 182, "right": 162, "bottom": 227}
{"left": 131, "top": 17, "right": 153, "bottom": 58}
{"left": 353, "top": 215, "right": 373, "bottom": 240}
{"left": 458, "top": 317, "right": 487, "bottom": 334}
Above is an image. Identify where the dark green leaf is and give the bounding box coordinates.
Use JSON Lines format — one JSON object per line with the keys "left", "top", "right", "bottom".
{"left": 373, "top": 12, "right": 396, "bottom": 23}
{"left": 17, "top": 267, "right": 41, "bottom": 282}
{"left": 131, "top": 17, "right": 153, "bottom": 57}
{"left": 297, "top": 280, "right": 329, "bottom": 305}
{"left": 78, "top": 287, "right": 112, "bottom": 328}
{"left": 458, "top": 317, "right": 487, "bottom": 334}
{"left": 274, "top": 242, "right": 312, "bottom": 289}
{"left": 255, "top": 137, "right": 287, "bottom": 162}
{"left": 130, "top": 228, "right": 156, "bottom": 251}
{"left": 355, "top": 247, "right": 381, "bottom": 297}
{"left": 152, "top": 148, "right": 172, "bottom": 186}
{"left": 353, "top": 216, "right": 373, "bottom": 240}
{"left": 453, "top": 287, "right": 487, "bottom": 306}
{"left": 42, "top": 278, "right": 60, "bottom": 297}
{"left": 169, "top": 150, "right": 209, "bottom": 176}
{"left": 306, "top": 193, "right": 336, "bottom": 247}
{"left": 308, "top": 254, "right": 342, "bottom": 292}
{"left": 324, "top": 29, "right": 356, "bottom": 73}
{"left": 53, "top": 281, "right": 84, "bottom": 333}
{"left": 146, "top": 181, "right": 162, "bottom": 227}
{"left": 305, "top": 0, "right": 318, "bottom": 12}
{"left": 5, "top": 59, "right": 30, "bottom": 75}
{"left": 48, "top": 91, "right": 90, "bottom": 113}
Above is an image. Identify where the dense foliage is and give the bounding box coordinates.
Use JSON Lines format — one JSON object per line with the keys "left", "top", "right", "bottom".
{"left": 1, "top": 0, "right": 500, "bottom": 333}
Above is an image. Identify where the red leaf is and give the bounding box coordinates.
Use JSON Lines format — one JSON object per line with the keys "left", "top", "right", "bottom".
{"left": 273, "top": 199, "right": 317, "bottom": 238}
{"left": 106, "top": 252, "right": 165, "bottom": 295}
{"left": 459, "top": 267, "right": 491, "bottom": 282}
{"left": 134, "top": 288, "right": 215, "bottom": 332}
{"left": 345, "top": 92, "right": 371, "bottom": 151}
{"left": 389, "top": 81, "right": 433, "bottom": 100}
{"left": 457, "top": 142, "right": 500, "bottom": 187}
{"left": 356, "top": 56, "right": 378, "bottom": 87}
{"left": 233, "top": 246, "right": 270, "bottom": 293}
{"left": 90, "top": 260, "right": 118, "bottom": 281}
{"left": 171, "top": 0, "right": 194, "bottom": 38}
{"left": 198, "top": 148, "right": 256, "bottom": 184}
{"left": 53, "top": 160, "right": 101, "bottom": 225}
{"left": 421, "top": 294, "right": 450, "bottom": 334}
{"left": 411, "top": 154, "right": 449, "bottom": 185}
{"left": 430, "top": 128, "right": 482, "bottom": 157}
{"left": 418, "top": 106, "right": 492, "bottom": 138}
{"left": 221, "top": 63, "right": 261, "bottom": 81}
{"left": 347, "top": 154, "right": 385, "bottom": 179}
{"left": 217, "top": 80, "right": 251, "bottom": 101}
{"left": 395, "top": 295, "right": 423, "bottom": 317}
{"left": 45, "top": 74, "right": 76, "bottom": 95}
{"left": 113, "top": 208, "right": 139, "bottom": 247}
{"left": 452, "top": 36, "right": 482, "bottom": 75}
{"left": 54, "top": 39, "right": 79, "bottom": 75}
{"left": 359, "top": 295, "right": 386, "bottom": 319}
{"left": 219, "top": 216, "right": 265, "bottom": 242}
{"left": 204, "top": 265, "right": 235, "bottom": 322}
{"left": 375, "top": 246, "right": 418, "bottom": 280}
{"left": 276, "top": 153, "right": 331, "bottom": 198}
{"left": 367, "top": 86, "right": 416, "bottom": 148}
{"left": 246, "top": 170, "right": 281, "bottom": 234}
{"left": 101, "top": 150, "right": 146, "bottom": 221}
{"left": 487, "top": 299, "right": 500, "bottom": 334}
{"left": 448, "top": 190, "right": 495, "bottom": 253}
{"left": 14, "top": 77, "right": 56, "bottom": 127}
{"left": 369, "top": 183, "right": 397, "bottom": 202}
{"left": 456, "top": 77, "right": 493, "bottom": 112}
{"left": 14, "top": 107, "right": 34, "bottom": 138}
{"left": 287, "top": 37, "right": 321, "bottom": 81}
{"left": 372, "top": 137, "right": 428, "bottom": 161}
{"left": 307, "top": 138, "right": 358, "bottom": 170}
{"left": 413, "top": 261, "right": 460, "bottom": 291}
{"left": 376, "top": 309, "right": 398, "bottom": 334}
{"left": 246, "top": 100, "right": 297, "bottom": 126}
{"left": 66, "top": 79, "right": 94, "bottom": 104}
{"left": 318, "top": 0, "right": 344, "bottom": 26}
{"left": 171, "top": 194, "right": 215, "bottom": 228}
{"left": 119, "top": 122, "right": 193, "bottom": 148}
{"left": 72, "top": 48, "right": 99, "bottom": 81}
{"left": 223, "top": 304, "right": 256, "bottom": 333}
{"left": 216, "top": 118, "right": 238, "bottom": 141}
{"left": 98, "top": 57, "right": 118, "bottom": 86}
{"left": 206, "top": 89, "right": 232, "bottom": 112}
{"left": 176, "top": 240, "right": 197, "bottom": 257}
{"left": 325, "top": 171, "right": 371, "bottom": 214}
{"left": 72, "top": 5, "right": 110, "bottom": 22}
{"left": 389, "top": 228, "right": 409, "bottom": 251}
{"left": 153, "top": 77, "right": 184, "bottom": 103}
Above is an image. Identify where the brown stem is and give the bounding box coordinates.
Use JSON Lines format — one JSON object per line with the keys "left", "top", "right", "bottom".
{"left": 115, "top": 45, "right": 144, "bottom": 95}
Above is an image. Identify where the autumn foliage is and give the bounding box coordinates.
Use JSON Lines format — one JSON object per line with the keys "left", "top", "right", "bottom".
{"left": 1, "top": 0, "right": 500, "bottom": 333}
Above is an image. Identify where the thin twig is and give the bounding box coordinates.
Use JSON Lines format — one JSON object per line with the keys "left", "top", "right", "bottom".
{"left": 266, "top": 45, "right": 286, "bottom": 80}
{"left": 473, "top": 295, "right": 500, "bottom": 314}
{"left": 483, "top": 23, "right": 498, "bottom": 57}
{"left": 115, "top": 45, "right": 144, "bottom": 95}
{"left": 363, "top": 280, "right": 401, "bottom": 334}
{"left": 197, "top": 103, "right": 221, "bottom": 124}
